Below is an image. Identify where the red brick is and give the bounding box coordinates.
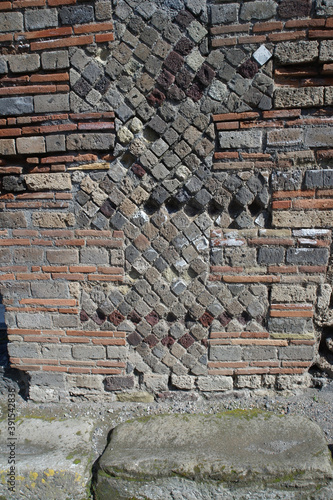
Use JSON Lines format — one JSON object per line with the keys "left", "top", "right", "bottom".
{"left": 51, "top": 273, "right": 85, "bottom": 280}
{"left": 12, "top": 364, "right": 40, "bottom": 371}
{"left": 268, "top": 31, "right": 306, "bottom": 41}
{"left": 285, "top": 19, "right": 325, "bottom": 28}
{"left": 92, "top": 339, "right": 126, "bottom": 345}
{"left": 0, "top": 85, "right": 57, "bottom": 96}
{"left": 262, "top": 109, "right": 301, "bottom": 119}
{"left": 282, "top": 361, "right": 312, "bottom": 367}
{"left": 309, "top": 29, "right": 333, "bottom": 39}
{"left": 0, "top": 167, "right": 22, "bottom": 174}
{"left": 16, "top": 273, "right": 50, "bottom": 280}
{"left": 0, "top": 2, "right": 12, "bottom": 9}
{"left": 75, "top": 230, "right": 112, "bottom": 237}
{"left": 290, "top": 340, "right": 316, "bottom": 345}
{"left": 41, "top": 266, "right": 68, "bottom": 273}
{"left": 238, "top": 35, "right": 267, "bottom": 44}
{"left": 16, "top": 27, "right": 72, "bottom": 41}
{"left": 88, "top": 274, "right": 123, "bottom": 282}
{"left": 298, "top": 265, "right": 327, "bottom": 273}
{"left": 216, "top": 121, "right": 239, "bottom": 130}
{"left": 74, "top": 22, "right": 114, "bottom": 34}
{"left": 95, "top": 33, "right": 115, "bottom": 43}
{"left": 0, "top": 273, "right": 15, "bottom": 281}
{"left": 214, "top": 152, "right": 239, "bottom": 160}
{"left": 69, "top": 265, "right": 96, "bottom": 273}
{"left": 31, "top": 35, "right": 94, "bottom": 51}
{"left": 0, "top": 128, "right": 21, "bottom": 137}
{"left": 270, "top": 310, "right": 313, "bottom": 318}
{"left": 253, "top": 21, "right": 283, "bottom": 32}
{"left": 223, "top": 275, "right": 280, "bottom": 283}
{"left": 13, "top": 0, "right": 45, "bottom": 6}
{"left": 42, "top": 366, "right": 68, "bottom": 372}
{"left": 293, "top": 199, "right": 333, "bottom": 209}
{"left": 212, "top": 37, "right": 237, "bottom": 47}
{"left": 60, "top": 337, "right": 90, "bottom": 343}
{"left": 0, "top": 239, "right": 30, "bottom": 246}
{"left": 30, "top": 73, "right": 69, "bottom": 83}
{"left": 268, "top": 265, "right": 298, "bottom": 273}
{"left": 210, "top": 24, "right": 250, "bottom": 35}
{"left": 272, "top": 189, "right": 315, "bottom": 199}
{"left": 240, "top": 332, "right": 270, "bottom": 338}
{"left": 214, "top": 111, "right": 259, "bottom": 122}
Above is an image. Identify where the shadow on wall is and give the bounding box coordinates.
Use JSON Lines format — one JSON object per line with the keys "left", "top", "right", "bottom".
{"left": 0, "top": 297, "right": 30, "bottom": 399}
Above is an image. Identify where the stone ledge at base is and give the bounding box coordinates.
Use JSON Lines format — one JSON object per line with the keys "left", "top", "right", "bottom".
{"left": 0, "top": 417, "right": 94, "bottom": 500}
{"left": 94, "top": 410, "right": 333, "bottom": 500}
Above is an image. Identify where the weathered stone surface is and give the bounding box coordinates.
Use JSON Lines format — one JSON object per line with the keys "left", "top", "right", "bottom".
{"left": 95, "top": 412, "right": 333, "bottom": 499}
{"left": 0, "top": 138, "right": 15, "bottom": 155}
{"left": 7, "top": 54, "right": 40, "bottom": 73}
{"left": 273, "top": 210, "right": 333, "bottom": 228}
{"left": 34, "top": 94, "right": 69, "bottom": 113}
{"left": 275, "top": 41, "right": 319, "bottom": 65}
{"left": 0, "top": 213, "right": 27, "bottom": 228}
{"left": 316, "top": 0, "right": 333, "bottom": 16}
{"left": 240, "top": 0, "right": 277, "bottom": 20}
{"left": 32, "top": 213, "right": 75, "bottom": 228}
{"left": 210, "top": 4, "right": 238, "bottom": 24}
{"left": 25, "top": 8, "right": 58, "bottom": 30}
{"left": 267, "top": 129, "right": 303, "bottom": 146}
{"left": 24, "top": 173, "right": 72, "bottom": 191}
{"left": 274, "top": 87, "right": 324, "bottom": 108}
{"left": 0, "top": 12, "right": 23, "bottom": 32}
{"left": 0, "top": 97, "right": 33, "bottom": 116}
{"left": 0, "top": 417, "right": 94, "bottom": 500}
{"left": 305, "top": 127, "right": 333, "bottom": 147}
{"left": 219, "top": 130, "right": 262, "bottom": 149}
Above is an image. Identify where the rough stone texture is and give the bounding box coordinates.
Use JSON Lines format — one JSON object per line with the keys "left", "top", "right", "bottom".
{"left": 0, "top": 0, "right": 332, "bottom": 399}
{"left": 0, "top": 416, "right": 94, "bottom": 500}
{"left": 96, "top": 412, "right": 333, "bottom": 499}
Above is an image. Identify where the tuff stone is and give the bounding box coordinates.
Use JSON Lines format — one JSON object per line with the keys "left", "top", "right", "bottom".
{"left": 275, "top": 41, "right": 319, "bottom": 65}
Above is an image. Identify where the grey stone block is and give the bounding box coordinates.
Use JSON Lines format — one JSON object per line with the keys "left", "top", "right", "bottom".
{"left": 0, "top": 12, "right": 23, "bottom": 32}
{"left": 46, "top": 134, "right": 66, "bottom": 153}
{"left": 66, "top": 133, "right": 114, "bottom": 151}
{"left": 8, "top": 342, "right": 41, "bottom": 358}
{"left": 209, "top": 346, "right": 242, "bottom": 361}
{"left": 80, "top": 248, "right": 109, "bottom": 265}
{"left": 323, "top": 170, "right": 333, "bottom": 187}
{"left": 275, "top": 87, "right": 324, "bottom": 109}
{"left": 41, "top": 50, "right": 69, "bottom": 70}
{"left": 319, "top": 40, "right": 333, "bottom": 62}
{"left": 25, "top": 8, "right": 58, "bottom": 30}
{"left": 0, "top": 96, "right": 33, "bottom": 116}
{"left": 258, "top": 247, "right": 285, "bottom": 265}
{"left": 31, "top": 282, "right": 69, "bottom": 298}
{"left": 316, "top": 0, "right": 333, "bottom": 16}
{"left": 240, "top": 0, "right": 277, "bottom": 20}
{"left": 268, "top": 317, "right": 312, "bottom": 334}
{"left": 278, "top": 345, "right": 315, "bottom": 360}
{"left": 305, "top": 127, "right": 333, "bottom": 147}
{"left": 72, "top": 345, "right": 105, "bottom": 360}
{"left": 41, "top": 345, "right": 72, "bottom": 359}
{"left": 0, "top": 212, "right": 27, "bottom": 228}
{"left": 34, "top": 94, "right": 69, "bottom": 113}
{"left": 304, "top": 170, "right": 324, "bottom": 189}
{"left": 219, "top": 130, "right": 262, "bottom": 149}
{"left": 286, "top": 248, "right": 329, "bottom": 266}
{"left": 8, "top": 54, "right": 40, "bottom": 74}
{"left": 210, "top": 4, "right": 238, "bottom": 24}
{"left": 104, "top": 376, "right": 135, "bottom": 391}
{"left": 0, "top": 139, "right": 15, "bottom": 155}
{"left": 17, "top": 312, "right": 52, "bottom": 329}
{"left": 59, "top": 6, "right": 94, "bottom": 25}
{"left": 275, "top": 41, "right": 318, "bottom": 65}
{"left": 243, "top": 346, "right": 277, "bottom": 360}
{"left": 0, "top": 57, "right": 7, "bottom": 74}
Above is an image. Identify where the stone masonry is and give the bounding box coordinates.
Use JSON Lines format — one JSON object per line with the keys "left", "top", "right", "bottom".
{"left": 1, "top": 0, "right": 333, "bottom": 401}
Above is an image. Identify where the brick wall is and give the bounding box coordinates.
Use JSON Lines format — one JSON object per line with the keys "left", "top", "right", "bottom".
{"left": 1, "top": 0, "right": 333, "bottom": 401}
